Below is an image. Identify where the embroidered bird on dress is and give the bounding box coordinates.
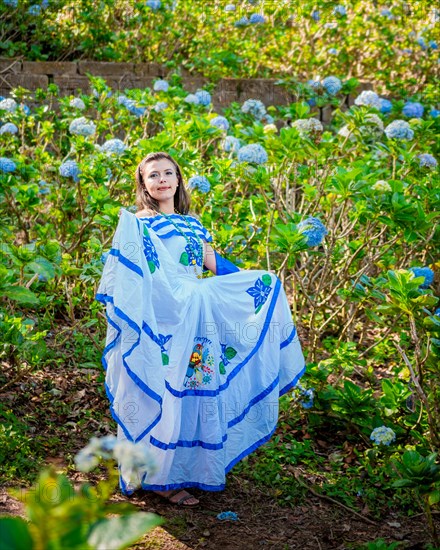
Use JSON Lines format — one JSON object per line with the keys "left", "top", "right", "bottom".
{"left": 183, "top": 343, "right": 203, "bottom": 387}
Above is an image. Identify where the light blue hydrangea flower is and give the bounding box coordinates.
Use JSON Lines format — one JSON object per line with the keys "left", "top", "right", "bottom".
{"left": 380, "top": 98, "right": 392, "bottom": 113}
{"left": 417, "top": 37, "right": 428, "bottom": 50}
{"left": 184, "top": 94, "right": 199, "bottom": 105}
{"left": 311, "top": 9, "right": 320, "bottom": 21}
{"left": 153, "top": 79, "right": 169, "bottom": 92}
{"left": 434, "top": 307, "right": 440, "bottom": 317}
{"left": 153, "top": 101, "right": 168, "bottom": 112}
{"left": 59, "top": 160, "right": 80, "bottom": 182}
{"left": 237, "top": 143, "right": 268, "bottom": 164}
{"left": 402, "top": 101, "right": 424, "bottom": 118}
{"left": 370, "top": 426, "right": 396, "bottom": 446}
{"left": 225, "top": 4, "right": 235, "bottom": 11}
{"left": 217, "top": 511, "right": 239, "bottom": 521}
{"left": 297, "top": 217, "right": 328, "bottom": 246}
{"left": 418, "top": 153, "right": 438, "bottom": 168}
{"left": 429, "top": 41, "right": 438, "bottom": 49}
{"left": 101, "top": 138, "right": 127, "bottom": 155}
{"left": 0, "top": 122, "right": 18, "bottom": 135}
{"left": 70, "top": 97, "right": 86, "bottom": 110}
{"left": 333, "top": 5, "right": 346, "bottom": 16}
{"left": 4, "top": 0, "right": 18, "bottom": 7}
{"left": 409, "top": 267, "right": 434, "bottom": 288}
{"left": 0, "top": 157, "right": 16, "bottom": 172}
{"left": 146, "top": 0, "right": 161, "bottom": 10}
{"left": 210, "top": 116, "right": 229, "bottom": 131}
{"left": 384, "top": 120, "right": 414, "bottom": 140}
{"left": 187, "top": 175, "right": 211, "bottom": 193}
{"left": 241, "top": 98, "right": 266, "bottom": 120}
{"left": 430, "top": 109, "right": 440, "bottom": 118}
{"left": 262, "top": 113, "right": 274, "bottom": 124}
{"left": 234, "top": 16, "right": 249, "bottom": 27}
{"left": 249, "top": 13, "right": 265, "bottom": 24}
{"left": 322, "top": 76, "right": 342, "bottom": 95}
{"left": 307, "top": 79, "right": 321, "bottom": 90}
{"left": 117, "top": 95, "right": 145, "bottom": 116}
{"left": 380, "top": 8, "right": 393, "bottom": 19}
{"left": 38, "top": 180, "right": 50, "bottom": 195}
{"left": 354, "top": 90, "right": 382, "bottom": 109}
{"left": 222, "top": 135, "right": 241, "bottom": 153}
{"left": 195, "top": 89, "right": 211, "bottom": 106}
{"left": 28, "top": 4, "right": 41, "bottom": 15}
{"left": 0, "top": 97, "right": 17, "bottom": 112}
{"left": 69, "top": 117, "right": 96, "bottom": 136}
{"left": 328, "top": 48, "right": 339, "bottom": 55}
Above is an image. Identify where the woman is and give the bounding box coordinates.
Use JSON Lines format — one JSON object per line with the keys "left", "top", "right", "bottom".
{"left": 96, "top": 151, "right": 306, "bottom": 507}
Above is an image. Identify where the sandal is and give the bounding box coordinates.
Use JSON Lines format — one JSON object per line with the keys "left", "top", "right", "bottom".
{"left": 156, "top": 489, "right": 200, "bottom": 507}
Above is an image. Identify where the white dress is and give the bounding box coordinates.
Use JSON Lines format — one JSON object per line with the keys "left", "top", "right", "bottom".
{"left": 96, "top": 208, "right": 305, "bottom": 494}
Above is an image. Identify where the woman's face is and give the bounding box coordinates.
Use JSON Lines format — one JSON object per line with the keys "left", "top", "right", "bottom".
{"left": 142, "top": 159, "right": 179, "bottom": 205}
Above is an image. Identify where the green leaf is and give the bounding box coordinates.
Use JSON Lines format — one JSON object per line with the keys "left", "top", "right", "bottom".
{"left": 219, "top": 361, "right": 226, "bottom": 374}
{"left": 224, "top": 346, "right": 237, "bottom": 360}
{"left": 179, "top": 252, "right": 189, "bottom": 266}
{"left": 0, "top": 286, "right": 39, "bottom": 304}
{"left": 0, "top": 517, "right": 34, "bottom": 550}
{"left": 147, "top": 260, "right": 156, "bottom": 274}
{"left": 161, "top": 353, "right": 169, "bottom": 366}
{"left": 87, "top": 513, "right": 163, "bottom": 550}
{"left": 261, "top": 274, "right": 272, "bottom": 286}
{"left": 429, "top": 489, "right": 440, "bottom": 505}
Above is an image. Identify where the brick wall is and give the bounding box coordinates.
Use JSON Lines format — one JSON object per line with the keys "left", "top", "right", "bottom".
{"left": 0, "top": 59, "right": 373, "bottom": 123}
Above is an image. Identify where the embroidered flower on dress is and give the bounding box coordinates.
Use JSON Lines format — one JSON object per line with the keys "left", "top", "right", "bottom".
{"left": 246, "top": 274, "right": 272, "bottom": 313}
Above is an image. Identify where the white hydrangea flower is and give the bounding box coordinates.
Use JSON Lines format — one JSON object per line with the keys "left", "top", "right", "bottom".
{"left": 70, "top": 97, "right": 86, "bottom": 110}
{"left": 114, "top": 440, "right": 157, "bottom": 489}
{"left": 263, "top": 123, "right": 278, "bottom": 134}
{"left": 372, "top": 180, "right": 392, "bottom": 192}
{"left": 0, "top": 98, "right": 18, "bottom": 112}
{"left": 292, "top": 117, "right": 323, "bottom": 137}
{"left": 354, "top": 90, "right": 382, "bottom": 110}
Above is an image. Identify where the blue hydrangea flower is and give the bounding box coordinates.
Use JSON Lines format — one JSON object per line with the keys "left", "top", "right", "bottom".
{"left": 153, "top": 101, "right": 168, "bottom": 112}
{"left": 184, "top": 94, "right": 199, "bottom": 105}
{"left": 322, "top": 76, "right": 342, "bottom": 95}
{"left": 20, "top": 104, "right": 30, "bottom": 116}
{"left": 328, "top": 48, "right": 339, "bottom": 55}
{"left": 354, "top": 90, "right": 382, "bottom": 109}
{"left": 28, "top": 4, "right": 41, "bottom": 15}
{"left": 210, "top": 116, "right": 229, "bottom": 131}
{"left": 417, "top": 37, "right": 428, "bottom": 50}
{"left": 384, "top": 120, "right": 414, "bottom": 140}
{"left": 101, "top": 138, "right": 127, "bottom": 155}
{"left": 370, "top": 426, "right": 396, "bottom": 446}
{"left": 195, "top": 89, "right": 211, "bottom": 106}
{"left": 234, "top": 16, "right": 249, "bottom": 26}
{"left": 402, "top": 102, "right": 424, "bottom": 118}
{"left": 70, "top": 97, "right": 86, "bottom": 110}
{"left": 69, "top": 117, "right": 96, "bottom": 136}
{"left": 409, "top": 267, "right": 434, "bottom": 288}
{"left": 146, "top": 0, "right": 161, "bottom": 9}
{"left": 0, "top": 122, "right": 18, "bottom": 135}
{"left": 225, "top": 4, "right": 235, "bottom": 11}
{"left": 41, "top": 0, "right": 49, "bottom": 8}
{"left": 380, "top": 98, "right": 392, "bottom": 114}
{"left": 222, "top": 135, "right": 241, "bottom": 153}
{"left": 241, "top": 98, "right": 267, "bottom": 120}
{"left": 262, "top": 113, "right": 274, "bottom": 124}
{"left": 311, "top": 9, "right": 320, "bottom": 21}
{"left": 307, "top": 79, "right": 321, "bottom": 90}
{"left": 187, "top": 175, "right": 211, "bottom": 193}
{"left": 38, "top": 181, "right": 50, "bottom": 195}
{"left": 298, "top": 385, "right": 315, "bottom": 409}
{"left": 153, "top": 79, "right": 169, "bottom": 92}
{"left": 59, "top": 160, "right": 80, "bottom": 182}
{"left": 117, "top": 95, "right": 146, "bottom": 116}
{"left": 429, "top": 41, "right": 438, "bottom": 49}
{"left": 0, "top": 157, "right": 16, "bottom": 172}
{"left": 380, "top": 8, "right": 393, "bottom": 19}
{"left": 297, "top": 217, "right": 328, "bottom": 246}
{"left": 237, "top": 143, "right": 268, "bottom": 164}
{"left": 429, "top": 109, "right": 440, "bottom": 118}
{"left": 3, "top": 0, "right": 18, "bottom": 6}
{"left": 418, "top": 153, "right": 437, "bottom": 168}
{"left": 217, "top": 511, "right": 239, "bottom": 521}
{"left": 434, "top": 307, "right": 440, "bottom": 317}
{"left": 333, "top": 5, "right": 346, "bottom": 16}
{"left": 249, "top": 13, "right": 265, "bottom": 24}
{"left": 0, "top": 98, "right": 17, "bottom": 112}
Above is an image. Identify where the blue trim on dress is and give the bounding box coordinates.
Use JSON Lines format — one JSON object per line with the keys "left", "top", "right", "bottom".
{"left": 150, "top": 432, "right": 228, "bottom": 451}
{"left": 165, "top": 277, "right": 282, "bottom": 398}
{"left": 108, "top": 248, "right": 143, "bottom": 277}
{"left": 279, "top": 363, "right": 307, "bottom": 397}
{"left": 280, "top": 325, "right": 297, "bottom": 349}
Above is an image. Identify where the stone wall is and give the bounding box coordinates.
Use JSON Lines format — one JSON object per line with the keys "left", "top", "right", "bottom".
{"left": 0, "top": 59, "right": 373, "bottom": 122}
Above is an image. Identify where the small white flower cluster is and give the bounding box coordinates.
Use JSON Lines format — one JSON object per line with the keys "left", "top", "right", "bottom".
{"left": 75, "top": 435, "right": 157, "bottom": 489}
{"left": 371, "top": 180, "right": 392, "bottom": 192}
{"left": 292, "top": 117, "right": 323, "bottom": 138}
{"left": 370, "top": 426, "right": 396, "bottom": 446}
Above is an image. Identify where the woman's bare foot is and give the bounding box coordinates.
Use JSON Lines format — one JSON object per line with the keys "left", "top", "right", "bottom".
{"left": 154, "top": 489, "right": 199, "bottom": 506}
